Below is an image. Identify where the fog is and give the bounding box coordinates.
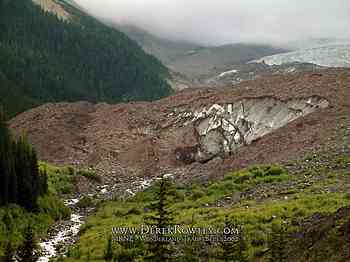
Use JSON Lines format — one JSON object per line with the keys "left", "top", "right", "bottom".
{"left": 74, "top": 0, "right": 350, "bottom": 46}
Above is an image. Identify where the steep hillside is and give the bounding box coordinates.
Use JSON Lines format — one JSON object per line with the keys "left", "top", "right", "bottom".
{"left": 10, "top": 69, "right": 350, "bottom": 189}
{"left": 32, "top": 0, "right": 71, "bottom": 20}
{"left": 167, "top": 43, "right": 287, "bottom": 79}
{"left": 9, "top": 69, "right": 350, "bottom": 261}
{"left": 115, "top": 24, "right": 287, "bottom": 81}
{"left": 0, "top": 0, "right": 172, "bottom": 117}
{"left": 118, "top": 24, "right": 201, "bottom": 65}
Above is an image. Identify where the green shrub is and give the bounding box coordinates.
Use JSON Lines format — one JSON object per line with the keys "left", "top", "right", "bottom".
{"left": 345, "top": 193, "right": 350, "bottom": 200}
{"left": 78, "top": 224, "right": 93, "bottom": 236}
{"left": 207, "top": 181, "right": 237, "bottom": 196}
{"left": 0, "top": 196, "right": 70, "bottom": 255}
{"left": 77, "top": 170, "right": 102, "bottom": 183}
{"left": 190, "top": 187, "right": 206, "bottom": 200}
{"left": 37, "top": 195, "right": 71, "bottom": 220}
{"left": 40, "top": 163, "right": 77, "bottom": 195}
{"left": 77, "top": 197, "right": 94, "bottom": 208}
{"left": 67, "top": 245, "right": 81, "bottom": 259}
{"left": 126, "top": 207, "right": 142, "bottom": 216}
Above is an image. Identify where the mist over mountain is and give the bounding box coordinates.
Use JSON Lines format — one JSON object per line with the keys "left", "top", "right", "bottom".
{"left": 74, "top": 0, "right": 350, "bottom": 47}
{"left": 117, "top": 24, "right": 287, "bottom": 80}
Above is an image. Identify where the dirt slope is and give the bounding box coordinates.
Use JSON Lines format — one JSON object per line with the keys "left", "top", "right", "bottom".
{"left": 9, "top": 69, "right": 350, "bottom": 187}
{"left": 32, "top": 0, "right": 71, "bottom": 20}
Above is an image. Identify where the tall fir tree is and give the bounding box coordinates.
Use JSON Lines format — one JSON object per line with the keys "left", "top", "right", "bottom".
{"left": 220, "top": 215, "right": 235, "bottom": 262}
{"left": 144, "top": 178, "right": 175, "bottom": 262}
{"left": 180, "top": 240, "right": 201, "bottom": 262}
{"left": 0, "top": 109, "right": 48, "bottom": 210}
{"left": 0, "top": 109, "right": 14, "bottom": 206}
{"left": 235, "top": 224, "right": 248, "bottom": 262}
{"left": 268, "top": 222, "right": 288, "bottom": 262}
{"left": 103, "top": 236, "right": 114, "bottom": 262}
{"left": 220, "top": 216, "right": 248, "bottom": 262}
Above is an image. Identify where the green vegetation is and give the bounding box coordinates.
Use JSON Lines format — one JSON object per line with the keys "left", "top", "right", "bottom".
{"left": 0, "top": 112, "right": 71, "bottom": 258}
{"left": 0, "top": 195, "right": 71, "bottom": 259}
{"left": 0, "top": 111, "right": 47, "bottom": 210}
{"left": 62, "top": 164, "right": 350, "bottom": 261}
{"left": 0, "top": 0, "right": 172, "bottom": 117}
{"left": 77, "top": 196, "right": 95, "bottom": 209}
{"left": 40, "top": 163, "right": 77, "bottom": 195}
{"left": 40, "top": 162, "right": 102, "bottom": 195}
{"left": 219, "top": 216, "right": 248, "bottom": 262}
{"left": 143, "top": 178, "right": 175, "bottom": 262}
{"left": 267, "top": 222, "right": 287, "bottom": 262}
{"left": 16, "top": 225, "right": 40, "bottom": 262}
{"left": 77, "top": 169, "right": 101, "bottom": 183}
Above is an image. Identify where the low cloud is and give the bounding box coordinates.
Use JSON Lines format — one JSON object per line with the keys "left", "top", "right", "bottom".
{"left": 75, "top": 0, "right": 350, "bottom": 46}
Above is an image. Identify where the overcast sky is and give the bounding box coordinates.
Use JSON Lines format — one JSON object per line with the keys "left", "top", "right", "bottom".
{"left": 74, "top": 0, "right": 350, "bottom": 46}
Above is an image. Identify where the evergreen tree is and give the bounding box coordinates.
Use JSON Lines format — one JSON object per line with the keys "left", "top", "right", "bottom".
{"left": 220, "top": 216, "right": 248, "bottom": 262}
{"left": 0, "top": 110, "right": 48, "bottom": 210}
{"left": 144, "top": 178, "right": 175, "bottom": 262}
{"left": 15, "top": 136, "right": 37, "bottom": 210}
{"left": 0, "top": 110, "right": 13, "bottom": 206}
{"left": 180, "top": 240, "right": 201, "bottom": 262}
{"left": 0, "top": 0, "right": 172, "bottom": 117}
{"left": 268, "top": 222, "right": 287, "bottom": 262}
{"left": 103, "top": 236, "right": 114, "bottom": 262}
{"left": 116, "top": 235, "right": 144, "bottom": 261}
{"left": 7, "top": 141, "right": 17, "bottom": 204}
{"left": 220, "top": 216, "right": 237, "bottom": 262}
{"left": 39, "top": 168, "right": 49, "bottom": 196}
{"left": 235, "top": 224, "right": 248, "bottom": 262}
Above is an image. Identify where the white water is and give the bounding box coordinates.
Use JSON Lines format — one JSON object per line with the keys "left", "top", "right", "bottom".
{"left": 36, "top": 177, "right": 172, "bottom": 261}
{"left": 37, "top": 199, "right": 83, "bottom": 262}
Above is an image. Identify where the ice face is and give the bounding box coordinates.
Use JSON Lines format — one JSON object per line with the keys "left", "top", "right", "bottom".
{"left": 255, "top": 44, "right": 350, "bottom": 68}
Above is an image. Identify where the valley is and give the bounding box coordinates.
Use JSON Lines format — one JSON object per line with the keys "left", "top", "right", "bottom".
{"left": 7, "top": 69, "right": 350, "bottom": 261}
{"left": 0, "top": 0, "right": 350, "bottom": 261}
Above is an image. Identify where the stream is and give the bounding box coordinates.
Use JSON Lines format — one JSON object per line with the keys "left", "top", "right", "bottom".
{"left": 37, "top": 198, "right": 84, "bottom": 262}
{"left": 36, "top": 177, "right": 162, "bottom": 262}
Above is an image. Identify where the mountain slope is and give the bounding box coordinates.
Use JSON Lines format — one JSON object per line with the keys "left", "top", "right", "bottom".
{"left": 0, "top": 0, "right": 172, "bottom": 117}
{"left": 167, "top": 43, "right": 288, "bottom": 79}
{"left": 118, "top": 24, "right": 201, "bottom": 65}
{"left": 9, "top": 69, "right": 350, "bottom": 185}
{"left": 115, "top": 24, "right": 287, "bottom": 80}
{"left": 9, "top": 69, "right": 350, "bottom": 261}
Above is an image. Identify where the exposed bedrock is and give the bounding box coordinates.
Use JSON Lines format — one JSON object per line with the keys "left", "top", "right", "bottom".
{"left": 174, "top": 96, "right": 329, "bottom": 163}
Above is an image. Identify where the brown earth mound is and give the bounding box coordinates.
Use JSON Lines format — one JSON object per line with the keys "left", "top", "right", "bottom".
{"left": 9, "top": 69, "right": 350, "bottom": 186}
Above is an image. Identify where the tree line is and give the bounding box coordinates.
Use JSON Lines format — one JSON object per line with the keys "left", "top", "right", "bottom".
{"left": 0, "top": 110, "right": 48, "bottom": 211}
{"left": 0, "top": 0, "right": 172, "bottom": 117}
